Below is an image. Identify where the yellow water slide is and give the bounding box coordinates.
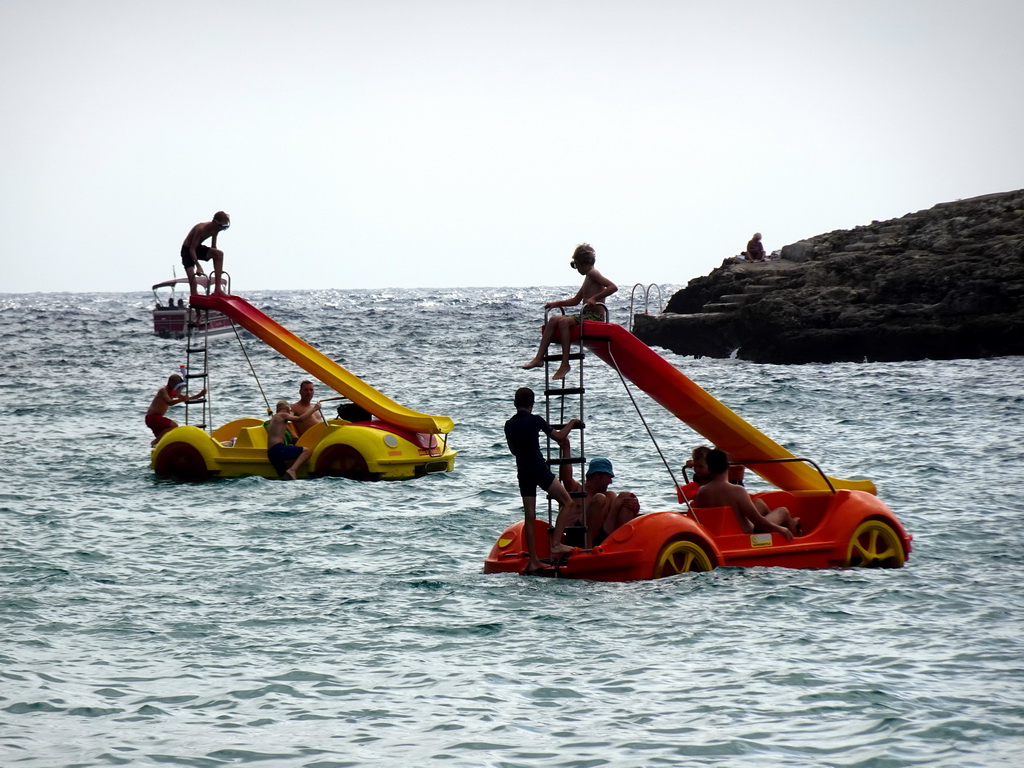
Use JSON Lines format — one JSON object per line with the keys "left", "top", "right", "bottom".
{"left": 190, "top": 294, "right": 453, "bottom": 435}
{"left": 579, "top": 322, "right": 875, "bottom": 494}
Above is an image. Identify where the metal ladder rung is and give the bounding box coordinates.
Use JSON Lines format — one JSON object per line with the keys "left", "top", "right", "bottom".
{"left": 185, "top": 311, "right": 211, "bottom": 435}
{"left": 541, "top": 321, "right": 589, "bottom": 571}
{"left": 547, "top": 456, "right": 585, "bottom": 466}
{"left": 545, "top": 387, "right": 584, "bottom": 397}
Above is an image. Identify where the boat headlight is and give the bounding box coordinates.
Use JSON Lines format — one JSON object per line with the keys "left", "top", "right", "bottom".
{"left": 383, "top": 434, "right": 399, "bottom": 448}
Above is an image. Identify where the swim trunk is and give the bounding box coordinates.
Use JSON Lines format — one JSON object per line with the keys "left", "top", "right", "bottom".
{"left": 145, "top": 412, "right": 175, "bottom": 437}
{"left": 571, "top": 307, "right": 605, "bottom": 323}
{"left": 180, "top": 244, "right": 212, "bottom": 269}
{"left": 517, "top": 459, "right": 556, "bottom": 498}
{"left": 268, "top": 443, "right": 303, "bottom": 476}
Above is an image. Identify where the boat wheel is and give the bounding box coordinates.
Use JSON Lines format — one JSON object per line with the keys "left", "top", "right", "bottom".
{"left": 653, "top": 539, "right": 714, "bottom": 578}
{"left": 153, "top": 442, "right": 209, "bottom": 481}
{"left": 315, "top": 445, "right": 370, "bottom": 480}
{"left": 845, "top": 520, "right": 905, "bottom": 568}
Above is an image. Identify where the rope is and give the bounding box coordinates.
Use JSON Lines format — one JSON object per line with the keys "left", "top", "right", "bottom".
{"left": 232, "top": 322, "right": 272, "bottom": 415}
{"left": 601, "top": 340, "right": 693, "bottom": 514}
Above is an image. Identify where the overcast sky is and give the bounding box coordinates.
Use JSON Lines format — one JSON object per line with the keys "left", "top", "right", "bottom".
{"left": 3, "top": 0, "right": 1022, "bottom": 295}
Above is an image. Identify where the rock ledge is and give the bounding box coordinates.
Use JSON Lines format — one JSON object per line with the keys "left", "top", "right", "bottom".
{"left": 634, "top": 190, "right": 1024, "bottom": 363}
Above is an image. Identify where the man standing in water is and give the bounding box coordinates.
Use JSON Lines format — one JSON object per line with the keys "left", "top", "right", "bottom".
{"left": 181, "top": 211, "right": 230, "bottom": 296}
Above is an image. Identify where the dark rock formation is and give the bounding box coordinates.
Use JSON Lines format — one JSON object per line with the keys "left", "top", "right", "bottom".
{"left": 634, "top": 190, "right": 1024, "bottom": 363}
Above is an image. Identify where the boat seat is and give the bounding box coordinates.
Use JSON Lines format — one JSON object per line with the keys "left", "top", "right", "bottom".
{"left": 233, "top": 426, "right": 269, "bottom": 449}
{"left": 691, "top": 505, "right": 746, "bottom": 536}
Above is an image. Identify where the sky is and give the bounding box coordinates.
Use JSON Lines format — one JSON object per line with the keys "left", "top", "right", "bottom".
{"left": 2, "top": 0, "right": 1022, "bottom": 294}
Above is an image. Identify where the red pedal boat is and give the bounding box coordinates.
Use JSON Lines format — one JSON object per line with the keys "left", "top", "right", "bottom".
{"left": 484, "top": 320, "right": 911, "bottom": 580}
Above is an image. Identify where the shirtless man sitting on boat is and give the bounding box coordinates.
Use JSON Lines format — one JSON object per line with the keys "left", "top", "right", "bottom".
{"left": 291, "top": 380, "right": 327, "bottom": 437}
{"left": 553, "top": 446, "right": 641, "bottom": 550}
{"left": 693, "top": 449, "right": 799, "bottom": 540}
{"left": 145, "top": 373, "right": 206, "bottom": 446}
{"left": 267, "top": 401, "right": 311, "bottom": 480}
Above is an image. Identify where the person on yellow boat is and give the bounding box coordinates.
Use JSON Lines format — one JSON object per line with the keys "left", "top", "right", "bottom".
{"left": 694, "top": 449, "right": 799, "bottom": 539}
{"left": 504, "top": 387, "right": 578, "bottom": 574}
{"left": 554, "top": 449, "right": 641, "bottom": 549}
{"left": 291, "top": 380, "right": 327, "bottom": 437}
{"left": 145, "top": 373, "right": 206, "bottom": 446}
{"left": 267, "top": 401, "right": 311, "bottom": 480}
{"left": 180, "top": 211, "right": 230, "bottom": 296}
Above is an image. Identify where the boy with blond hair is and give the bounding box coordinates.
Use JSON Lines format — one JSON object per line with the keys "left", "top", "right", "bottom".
{"left": 522, "top": 243, "right": 617, "bottom": 381}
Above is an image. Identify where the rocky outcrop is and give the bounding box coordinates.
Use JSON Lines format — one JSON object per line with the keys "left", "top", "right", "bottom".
{"left": 634, "top": 190, "right": 1024, "bottom": 363}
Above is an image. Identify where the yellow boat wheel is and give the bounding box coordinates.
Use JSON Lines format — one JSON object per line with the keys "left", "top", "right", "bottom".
{"left": 315, "top": 444, "right": 370, "bottom": 480}
{"left": 845, "top": 520, "right": 906, "bottom": 568}
{"left": 653, "top": 538, "right": 714, "bottom": 578}
{"left": 154, "top": 442, "right": 209, "bottom": 481}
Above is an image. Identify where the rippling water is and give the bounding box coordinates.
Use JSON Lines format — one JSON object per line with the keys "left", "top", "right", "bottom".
{"left": 2, "top": 288, "right": 1023, "bottom": 767}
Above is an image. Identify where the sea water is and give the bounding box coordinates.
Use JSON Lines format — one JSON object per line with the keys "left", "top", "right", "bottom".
{"left": 1, "top": 287, "right": 1022, "bottom": 768}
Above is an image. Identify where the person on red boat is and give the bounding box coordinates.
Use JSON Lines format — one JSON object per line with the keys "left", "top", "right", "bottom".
{"left": 521, "top": 243, "right": 617, "bottom": 381}
{"left": 683, "top": 445, "right": 747, "bottom": 493}
{"left": 145, "top": 373, "right": 206, "bottom": 446}
{"left": 693, "top": 449, "right": 798, "bottom": 540}
{"left": 180, "top": 211, "right": 230, "bottom": 296}
{"left": 504, "top": 387, "right": 579, "bottom": 574}
{"left": 554, "top": 449, "right": 641, "bottom": 549}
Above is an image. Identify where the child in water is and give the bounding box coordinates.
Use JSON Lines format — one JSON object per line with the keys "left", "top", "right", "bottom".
{"left": 522, "top": 243, "right": 617, "bottom": 380}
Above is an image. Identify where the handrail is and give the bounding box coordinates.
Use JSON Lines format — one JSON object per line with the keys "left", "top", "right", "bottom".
{"left": 628, "top": 283, "right": 664, "bottom": 332}
{"left": 729, "top": 457, "right": 838, "bottom": 495}
{"left": 676, "top": 455, "right": 837, "bottom": 525}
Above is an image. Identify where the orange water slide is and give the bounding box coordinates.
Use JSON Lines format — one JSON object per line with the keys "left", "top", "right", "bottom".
{"left": 190, "top": 294, "right": 454, "bottom": 435}
{"left": 578, "top": 321, "right": 875, "bottom": 494}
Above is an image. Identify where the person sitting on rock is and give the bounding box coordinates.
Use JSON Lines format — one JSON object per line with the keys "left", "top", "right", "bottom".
{"left": 745, "top": 232, "right": 766, "bottom": 262}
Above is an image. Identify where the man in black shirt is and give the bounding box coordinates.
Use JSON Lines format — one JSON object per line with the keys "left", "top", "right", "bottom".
{"left": 504, "top": 387, "right": 579, "bottom": 574}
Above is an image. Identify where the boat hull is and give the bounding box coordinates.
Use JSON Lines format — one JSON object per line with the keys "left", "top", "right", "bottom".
{"left": 483, "top": 489, "right": 911, "bottom": 581}
{"left": 151, "top": 419, "right": 456, "bottom": 481}
{"left": 152, "top": 308, "right": 234, "bottom": 339}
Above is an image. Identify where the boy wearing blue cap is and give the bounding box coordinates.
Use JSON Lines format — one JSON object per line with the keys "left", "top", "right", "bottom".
{"left": 556, "top": 451, "right": 641, "bottom": 548}
{"left": 504, "top": 387, "right": 579, "bottom": 574}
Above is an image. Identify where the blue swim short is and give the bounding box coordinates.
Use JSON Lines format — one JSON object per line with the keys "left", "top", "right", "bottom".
{"left": 268, "top": 443, "right": 303, "bottom": 476}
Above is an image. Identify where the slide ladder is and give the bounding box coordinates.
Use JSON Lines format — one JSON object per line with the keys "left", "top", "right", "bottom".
{"left": 184, "top": 311, "right": 212, "bottom": 430}
{"left": 189, "top": 293, "right": 453, "bottom": 435}
{"left": 540, "top": 312, "right": 593, "bottom": 547}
